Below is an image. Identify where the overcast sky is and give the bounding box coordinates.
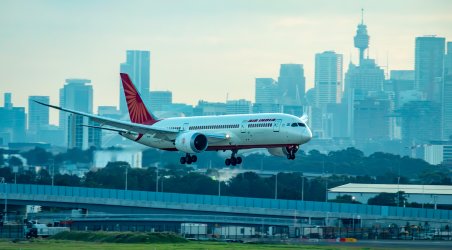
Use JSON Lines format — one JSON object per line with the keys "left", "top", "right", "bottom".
{"left": 1, "top": 0, "right": 451, "bottom": 124}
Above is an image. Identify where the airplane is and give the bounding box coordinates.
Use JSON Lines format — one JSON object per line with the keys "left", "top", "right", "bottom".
{"left": 35, "top": 73, "right": 312, "bottom": 166}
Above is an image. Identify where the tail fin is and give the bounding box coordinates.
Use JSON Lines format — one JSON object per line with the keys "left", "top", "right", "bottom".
{"left": 120, "top": 73, "right": 158, "bottom": 125}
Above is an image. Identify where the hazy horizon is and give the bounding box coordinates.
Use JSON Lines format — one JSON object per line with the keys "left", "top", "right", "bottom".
{"left": 1, "top": 0, "right": 452, "bottom": 124}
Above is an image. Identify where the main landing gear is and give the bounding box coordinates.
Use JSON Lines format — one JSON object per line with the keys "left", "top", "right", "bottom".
{"left": 287, "top": 145, "right": 298, "bottom": 160}
{"left": 225, "top": 150, "right": 242, "bottom": 166}
{"left": 180, "top": 153, "right": 197, "bottom": 165}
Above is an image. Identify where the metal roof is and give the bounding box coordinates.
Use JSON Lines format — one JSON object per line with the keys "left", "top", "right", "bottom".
{"left": 329, "top": 183, "right": 452, "bottom": 195}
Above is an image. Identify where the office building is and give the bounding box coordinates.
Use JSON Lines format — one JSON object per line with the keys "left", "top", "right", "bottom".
{"left": 0, "top": 93, "right": 26, "bottom": 144}
{"left": 353, "top": 97, "right": 390, "bottom": 143}
{"left": 149, "top": 91, "right": 172, "bottom": 111}
{"left": 254, "top": 78, "right": 282, "bottom": 113}
{"left": 443, "top": 42, "right": 452, "bottom": 140}
{"left": 119, "top": 50, "right": 151, "bottom": 115}
{"left": 397, "top": 101, "right": 442, "bottom": 147}
{"left": 28, "top": 96, "right": 49, "bottom": 132}
{"left": 226, "top": 99, "right": 252, "bottom": 115}
{"left": 59, "top": 79, "right": 100, "bottom": 149}
{"left": 415, "top": 36, "right": 445, "bottom": 102}
{"left": 278, "top": 64, "right": 306, "bottom": 105}
{"left": 314, "top": 51, "right": 343, "bottom": 108}
{"left": 194, "top": 101, "right": 227, "bottom": 116}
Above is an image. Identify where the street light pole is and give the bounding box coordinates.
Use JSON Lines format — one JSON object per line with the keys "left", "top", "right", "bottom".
{"left": 301, "top": 176, "right": 304, "bottom": 201}
{"left": 274, "top": 173, "right": 278, "bottom": 200}
{"left": 218, "top": 173, "right": 221, "bottom": 196}
{"left": 1, "top": 179, "right": 7, "bottom": 224}
{"left": 155, "top": 168, "right": 159, "bottom": 192}
{"left": 51, "top": 159, "right": 55, "bottom": 186}
{"left": 125, "top": 166, "right": 128, "bottom": 191}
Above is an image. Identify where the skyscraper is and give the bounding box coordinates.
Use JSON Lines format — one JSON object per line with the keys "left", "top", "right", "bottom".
{"left": 59, "top": 79, "right": 99, "bottom": 149}
{"left": 119, "top": 50, "right": 151, "bottom": 115}
{"left": 443, "top": 42, "right": 452, "bottom": 140}
{"left": 254, "top": 78, "right": 282, "bottom": 113}
{"left": 414, "top": 36, "right": 445, "bottom": 102}
{"left": 278, "top": 64, "right": 306, "bottom": 105}
{"left": 28, "top": 96, "right": 49, "bottom": 132}
{"left": 0, "top": 93, "right": 26, "bottom": 144}
{"left": 226, "top": 99, "right": 252, "bottom": 114}
{"left": 344, "top": 13, "right": 386, "bottom": 140}
{"left": 149, "top": 91, "right": 172, "bottom": 111}
{"left": 314, "top": 51, "right": 343, "bottom": 108}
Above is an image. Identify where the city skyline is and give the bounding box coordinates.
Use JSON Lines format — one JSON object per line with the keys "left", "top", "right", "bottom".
{"left": 1, "top": 0, "right": 452, "bottom": 125}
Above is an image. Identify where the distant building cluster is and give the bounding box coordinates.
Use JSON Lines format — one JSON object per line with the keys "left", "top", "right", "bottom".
{"left": 1, "top": 12, "right": 452, "bottom": 166}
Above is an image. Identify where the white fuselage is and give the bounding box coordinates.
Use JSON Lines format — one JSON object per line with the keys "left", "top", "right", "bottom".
{"left": 121, "top": 113, "right": 312, "bottom": 152}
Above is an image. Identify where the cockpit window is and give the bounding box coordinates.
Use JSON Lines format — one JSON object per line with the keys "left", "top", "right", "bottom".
{"left": 291, "top": 123, "right": 298, "bottom": 127}
{"left": 298, "top": 123, "right": 306, "bottom": 127}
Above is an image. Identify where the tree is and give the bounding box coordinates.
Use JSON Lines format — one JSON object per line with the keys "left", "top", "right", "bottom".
{"left": 8, "top": 156, "right": 23, "bottom": 167}
{"left": 367, "top": 192, "right": 407, "bottom": 206}
{"left": 21, "top": 147, "right": 53, "bottom": 166}
{"left": 329, "top": 194, "right": 361, "bottom": 204}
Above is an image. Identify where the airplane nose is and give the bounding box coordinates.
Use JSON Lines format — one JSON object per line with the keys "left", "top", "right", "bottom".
{"left": 304, "top": 126, "right": 313, "bottom": 143}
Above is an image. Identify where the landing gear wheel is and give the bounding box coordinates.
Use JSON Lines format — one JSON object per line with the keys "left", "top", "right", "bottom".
{"left": 186, "top": 157, "right": 192, "bottom": 164}
{"left": 191, "top": 155, "right": 197, "bottom": 163}
{"left": 231, "top": 157, "right": 237, "bottom": 166}
{"left": 236, "top": 157, "right": 242, "bottom": 164}
{"left": 225, "top": 158, "right": 231, "bottom": 166}
{"left": 180, "top": 157, "right": 186, "bottom": 164}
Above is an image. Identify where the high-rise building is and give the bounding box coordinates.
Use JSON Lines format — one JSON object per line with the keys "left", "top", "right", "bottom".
{"left": 254, "top": 78, "right": 282, "bottom": 113}
{"left": 353, "top": 98, "right": 390, "bottom": 143}
{"left": 59, "top": 79, "right": 100, "bottom": 149}
{"left": 414, "top": 36, "right": 445, "bottom": 102}
{"left": 278, "top": 64, "right": 306, "bottom": 105}
{"left": 149, "top": 91, "right": 172, "bottom": 111}
{"left": 194, "top": 101, "right": 227, "bottom": 116}
{"left": 28, "top": 96, "right": 49, "bottom": 132}
{"left": 226, "top": 99, "right": 252, "bottom": 115}
{"left": 4, "top": 93, "right": 12, "bottom": 108}
{"left": 344, "top": 14, "right": 386, "bottom": 139}
{"left": 443, "top": 42, "right": 452, "bottom": 140}
{"left": 255, "top": 78, "right": 279, "bottom": 104}
{"left": 314, "top": 51, "right": 343, "bottom": 108}
{"left": 0, "top": 93, "right": 26, "bottom": 144}
{"left": 119, "top": 50, "right": 151, "bottom": 115}
{"left": 397, "top": 101, "right": 442, "bottom": 147}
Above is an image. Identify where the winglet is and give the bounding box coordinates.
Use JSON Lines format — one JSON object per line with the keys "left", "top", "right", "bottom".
{"left": 300, "top": 114, "right": 309, "bottom": 123}
{"left": 120, "top": 73, "right": 158, "bottom": 125}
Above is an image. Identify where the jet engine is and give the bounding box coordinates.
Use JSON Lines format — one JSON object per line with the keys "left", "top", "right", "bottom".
{"left": 267, "top": 147, "right": 291, "bottom": 157}
{"left": 267, "top": 145, "right": 299, "bottom": 159}
{"left": 175, "top": 131, "right": 208, "bottom": 154}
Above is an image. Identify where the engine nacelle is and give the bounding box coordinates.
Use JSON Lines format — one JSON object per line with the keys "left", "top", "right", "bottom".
{"left": 175, "top": 131, "right": 208, "bottom": 154}
{"left": 267, "top": 146, "right": 299, "bottom": 157}
{"left": 267, "top": 147, "right": 290, "bottom": 157}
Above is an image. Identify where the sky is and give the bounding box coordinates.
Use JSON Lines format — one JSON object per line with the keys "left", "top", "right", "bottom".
{"left": 1, "top": 0, "right": 452, "bottom": 124}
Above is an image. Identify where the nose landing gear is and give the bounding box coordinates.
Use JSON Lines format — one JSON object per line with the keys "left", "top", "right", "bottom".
{"left": 225, "top": 150, "right": 242, "bottom": 166}
{"left": 286, "top": 145, "right": 298, "bottom": 160}
{"left": 180, "top": 153, "right": 197, "bottom": 165}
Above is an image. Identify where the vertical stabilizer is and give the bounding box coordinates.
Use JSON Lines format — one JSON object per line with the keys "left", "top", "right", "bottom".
{"left": 120, "top": 73, "right": 157, "bottom": 125}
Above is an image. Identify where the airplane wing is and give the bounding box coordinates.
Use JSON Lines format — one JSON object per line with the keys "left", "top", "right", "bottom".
{"left": 34, "top": 100, "right": 178, "bottom": 136}
{"left": 36, "top": 101, "right": 232, "bottom": 143}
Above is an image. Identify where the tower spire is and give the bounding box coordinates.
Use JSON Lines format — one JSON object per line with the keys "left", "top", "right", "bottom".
{"left": 361, "top": 8, "right": 364, "bottom": 25}
{"left": 354, "top": 9, "right": 369, "bottom": 66}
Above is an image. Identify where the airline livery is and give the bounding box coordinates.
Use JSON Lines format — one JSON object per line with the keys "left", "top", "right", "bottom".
{"left": 36, "top": 73, "right": 312, "bottom": 166}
